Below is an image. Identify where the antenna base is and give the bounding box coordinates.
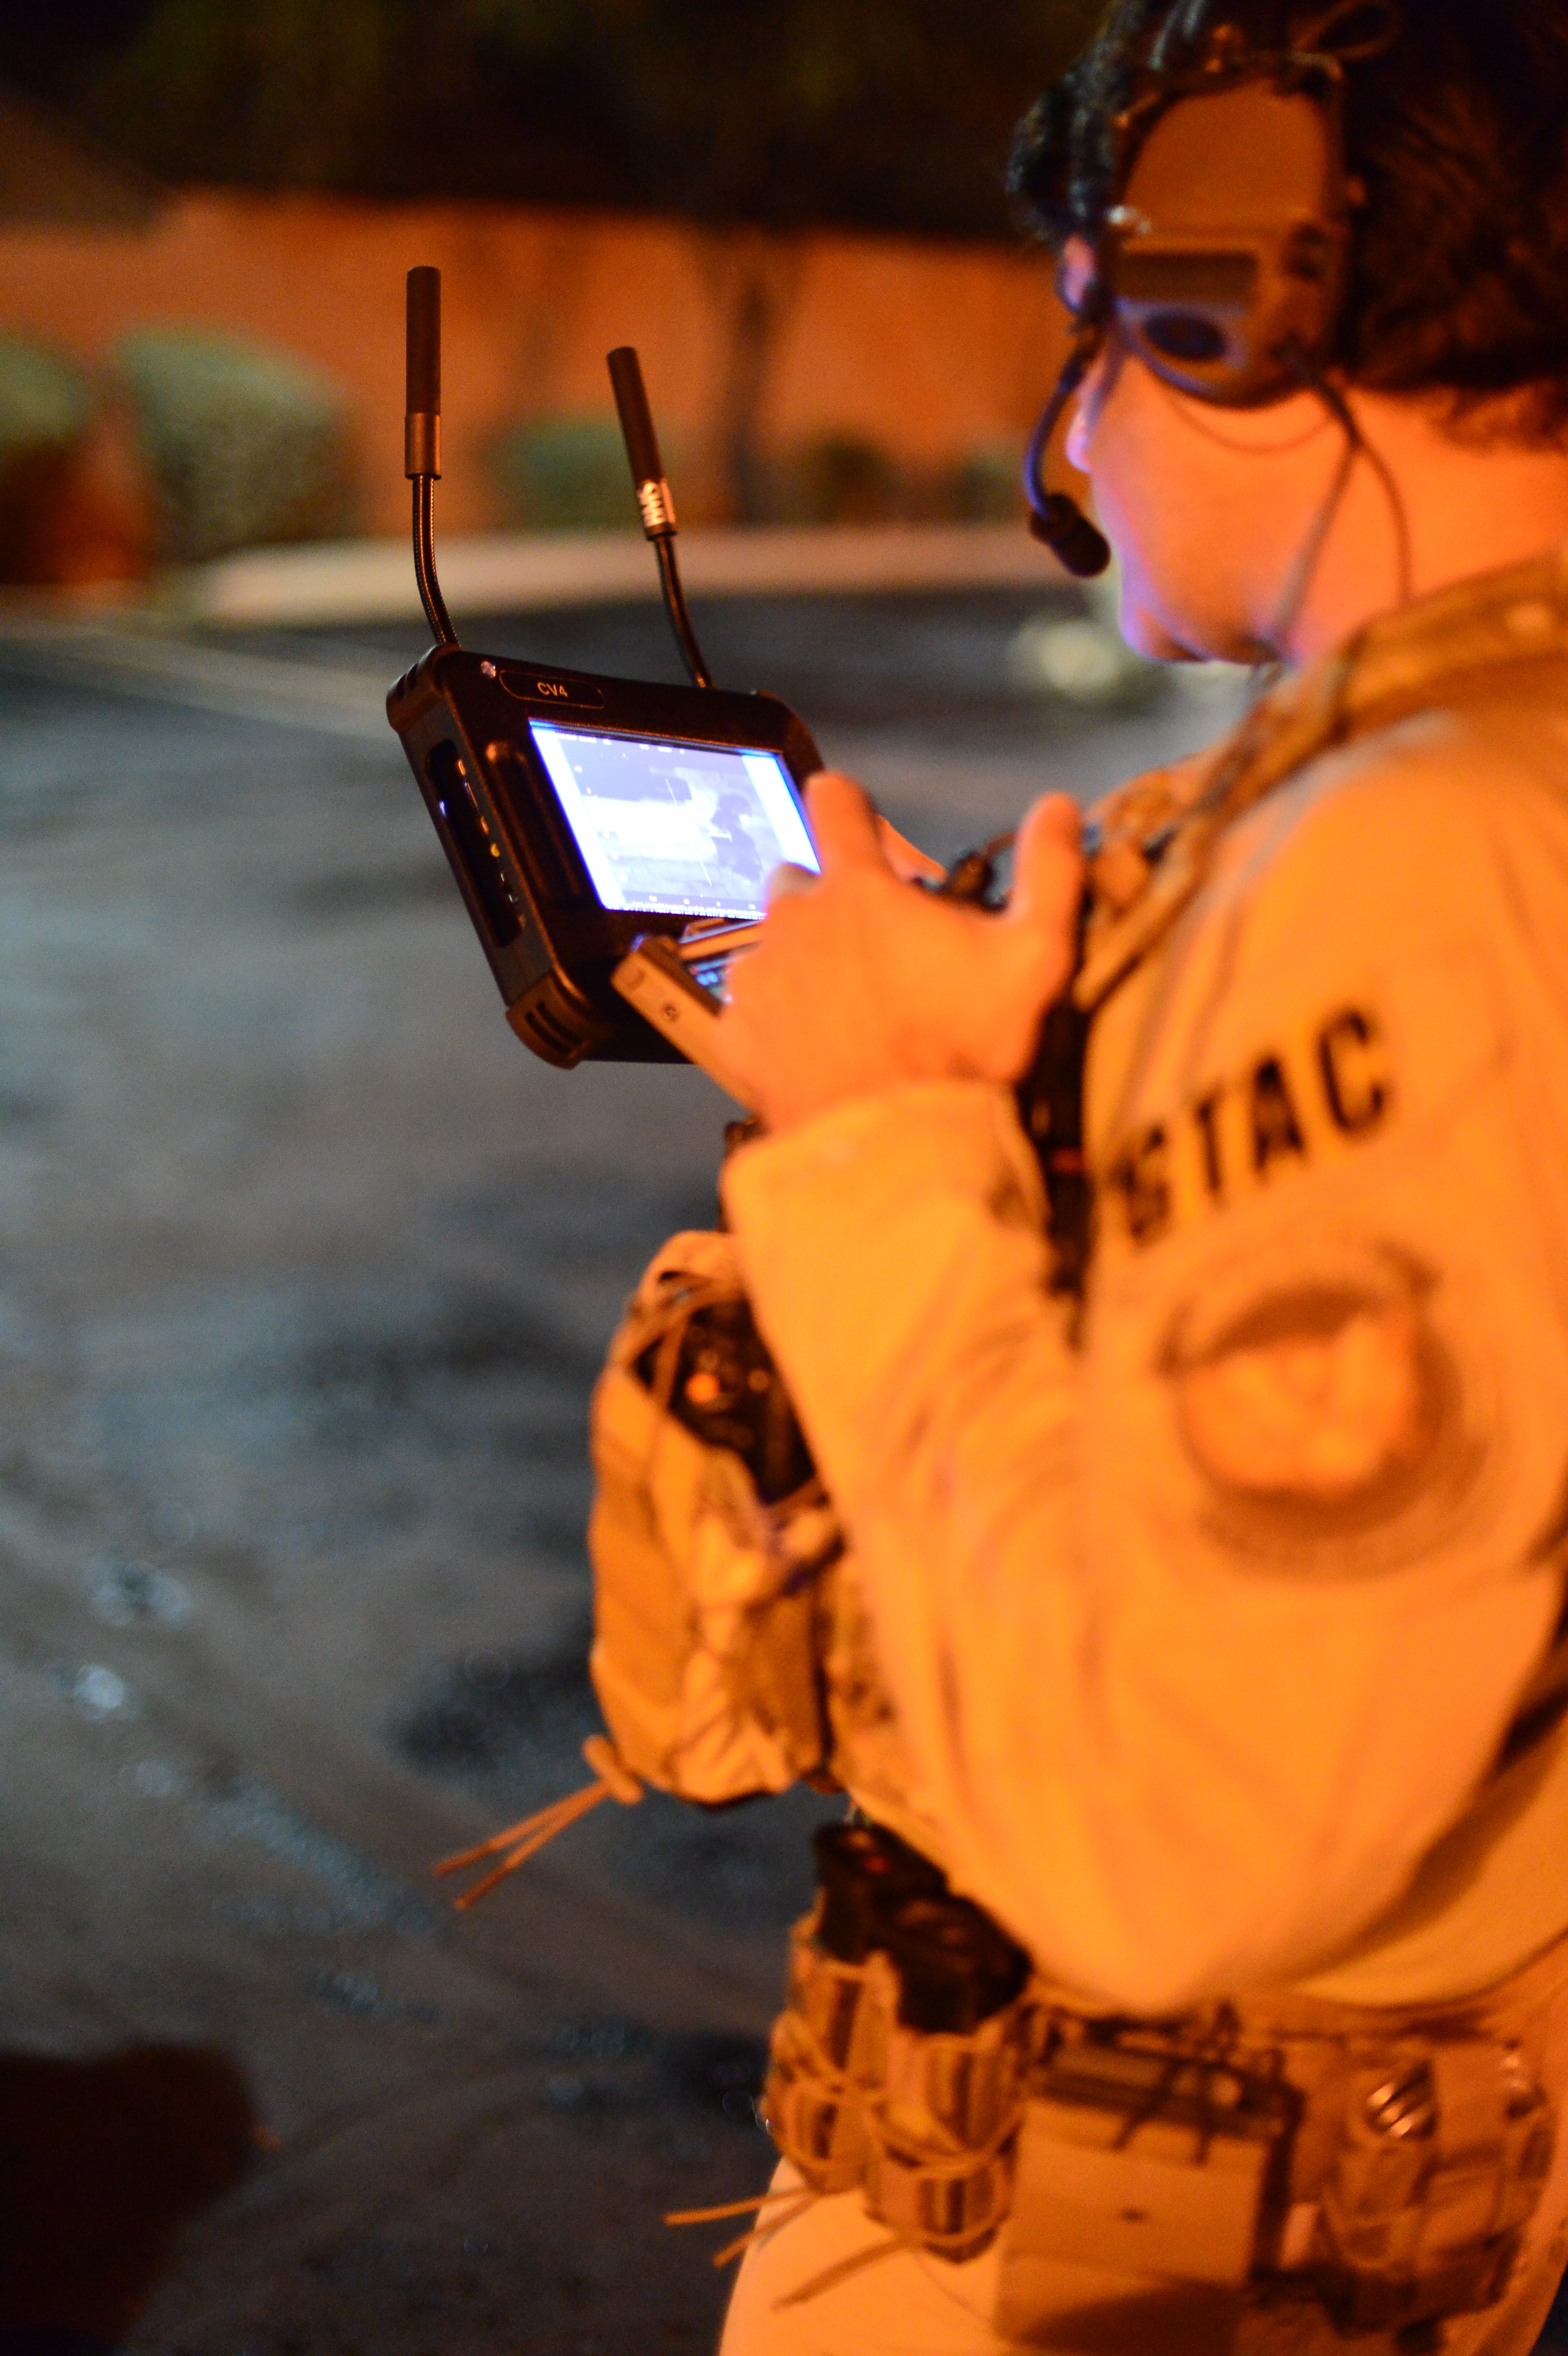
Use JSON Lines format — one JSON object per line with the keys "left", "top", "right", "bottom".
{"left": 405, "top": 414, "right": 442, "bottom": 479}
{"left": 637, "top": 478, "right": 677, "bottom": 536}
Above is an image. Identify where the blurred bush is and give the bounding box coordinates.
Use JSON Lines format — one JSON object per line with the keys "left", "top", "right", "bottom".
{"left": 0, "top": 334, "right": 92, "bottom": 469}
{"left": 0, "top": 335, "right": 95, "bottom": 578}
{"left": 952, "top": 440, "right": 1026, "bottom": 524}
{"left": 764, "top": 435, "right": 1027, "bottom": 528}
{"left": 488, "top": 419, "right": 1036, "bottom": 535}
{"left": 491, "top": 414, "right": 639, "bottom": 533}
{"left": 769, "top": 433, "right": 904, "bottom": 526}
{"left": 115, "top": 328, "right": 356, "bottom": 564}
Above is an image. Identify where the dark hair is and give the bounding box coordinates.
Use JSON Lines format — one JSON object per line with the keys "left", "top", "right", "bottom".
{"left": 1009, "top": 0, "right": 1568, "bottom": 440}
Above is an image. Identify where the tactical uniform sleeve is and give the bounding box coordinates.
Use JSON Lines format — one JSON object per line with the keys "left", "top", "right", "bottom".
{"left": 721, "top": 716, "right": 1568, "bottom": 2012}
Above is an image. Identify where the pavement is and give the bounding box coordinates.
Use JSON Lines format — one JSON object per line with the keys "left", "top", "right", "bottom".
{"left": 0, "top": 584, "right": 1247, "bottom": 2355}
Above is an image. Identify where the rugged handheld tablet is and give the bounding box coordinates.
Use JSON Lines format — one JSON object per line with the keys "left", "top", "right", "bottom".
{"left": 385, "top": 268, "right": 822, "bottom": 1080}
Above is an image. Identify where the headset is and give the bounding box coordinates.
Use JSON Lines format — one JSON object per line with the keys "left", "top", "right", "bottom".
{"left": 1024, "top": 0, "right": 1403, "bottom": 582}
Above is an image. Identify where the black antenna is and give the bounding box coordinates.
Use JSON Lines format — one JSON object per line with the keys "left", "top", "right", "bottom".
{"left": 607, "top": 347, "right": 714, "bottom": 690}
{"left": 406, "top": 266, "right": 459, "bottom": 650}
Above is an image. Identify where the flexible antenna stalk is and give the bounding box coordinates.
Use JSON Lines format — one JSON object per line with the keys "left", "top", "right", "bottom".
{"left": 607, "top": 346, "right": 714, "bottom": 689}
{"left": 406, "top": 265, "right": 458, "bottom": 649}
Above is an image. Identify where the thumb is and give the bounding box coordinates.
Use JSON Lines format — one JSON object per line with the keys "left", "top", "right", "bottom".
{"left": 1008, "top": 792, "right": 1085, "bottom": 939}
{"left": 804, "top": 771, "right": 890, "bottom": 876}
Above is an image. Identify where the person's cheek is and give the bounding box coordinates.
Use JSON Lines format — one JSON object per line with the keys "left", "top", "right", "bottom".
{"left": 1116, "top": 551, "right": 1193, "bottom": 660}
{"left": 1067, "top": 419, "right": 1156, "bottom": 651}
{"left": 1086, "top": 359, "right": 1210, "bottom": 661}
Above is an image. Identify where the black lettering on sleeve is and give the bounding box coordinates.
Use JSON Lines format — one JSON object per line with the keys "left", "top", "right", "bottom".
{"left": 1317, "top": 1007, "right": 1391, "bottom": 1135}
{"left": 1108, "top": 1124, "right": 1172, "bottom": 1245}
{"left": 1249, "top": 1058, "right": 1308, "bottom": 1177}
{"left": 1191, "top": 1089, "right": 1225, "bottom": 1200}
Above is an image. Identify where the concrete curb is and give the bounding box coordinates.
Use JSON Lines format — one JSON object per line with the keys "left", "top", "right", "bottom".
{"left": 1, "top": 523, "right": 1069, "bottom": 635}
{"left": 176, "top": 522, "right": 1068, "bottom": 628}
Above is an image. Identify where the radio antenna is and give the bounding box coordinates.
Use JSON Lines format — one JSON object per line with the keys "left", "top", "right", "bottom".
{"left": 607, "top": 347, "right": 714, "bottom": 690}
{"left": 406, "top": 266, "right": 459, "bottom": 650}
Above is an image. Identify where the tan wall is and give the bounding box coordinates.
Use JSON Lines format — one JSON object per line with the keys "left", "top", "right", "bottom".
{"left": 0, "top": 193, "right": 1069, "bottom": 536}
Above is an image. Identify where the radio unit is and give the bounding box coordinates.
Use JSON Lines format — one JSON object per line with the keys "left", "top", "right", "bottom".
{"left": 386, "top": 268, "right": 823, "bottom": 1085}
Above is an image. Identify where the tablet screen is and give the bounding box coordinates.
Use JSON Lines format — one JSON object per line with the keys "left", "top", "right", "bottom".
{"left": 529, "top": 722, "right": 819, "bottom": 918}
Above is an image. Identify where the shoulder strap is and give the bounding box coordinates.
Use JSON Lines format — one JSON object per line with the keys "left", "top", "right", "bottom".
{"left": 1016, "top": 994, "right": 1095, "bottom": 1313}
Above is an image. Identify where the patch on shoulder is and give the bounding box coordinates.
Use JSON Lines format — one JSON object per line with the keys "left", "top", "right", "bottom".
{"left": 1103, "top": 1003, "right": 1393, "bottom": 1251}
{"left": 1159, "top": 1244, "right": 1487, "bottom": 1575}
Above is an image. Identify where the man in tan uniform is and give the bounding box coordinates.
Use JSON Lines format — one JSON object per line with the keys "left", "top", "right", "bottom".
{"left": 589, "top": 2, "right": 1568, "bottom": 2348}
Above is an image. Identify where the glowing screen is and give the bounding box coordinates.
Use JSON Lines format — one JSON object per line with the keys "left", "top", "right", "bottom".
{"left": 529, "top": 722, "right": 818, "bottom": 918}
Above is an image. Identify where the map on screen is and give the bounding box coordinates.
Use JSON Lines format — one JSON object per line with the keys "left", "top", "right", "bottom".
{"left": 529, "top": 722, "right": 819, "bottom": 918}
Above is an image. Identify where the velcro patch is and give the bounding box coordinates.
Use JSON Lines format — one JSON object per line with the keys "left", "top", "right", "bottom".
{"left": 1158, "top": 1245, "right": 1486, "bottom": 1574}
{"left": 1176, "top": 1298, "right": 1427, "bottom": 1503}
{"left": 1105, "top": 1004, "right": 1392, "bottom": 1250}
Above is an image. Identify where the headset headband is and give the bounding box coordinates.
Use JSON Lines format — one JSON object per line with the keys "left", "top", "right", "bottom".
{"left": 1023, "top": 0, "right": 1400, "bottom": 570}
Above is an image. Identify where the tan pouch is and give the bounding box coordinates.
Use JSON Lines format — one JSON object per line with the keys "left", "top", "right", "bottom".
{"left": 1312, "top": 2034, "right": 1554, "bottom": 2334}
{"left": 764, "top": 1904, "right": 1030, "bottom": 2260}
{"left": 996, "top": 2024, "right": 1295, "bottom": 2351}
{"left": 588, "top": 1230, "right": 838, "bottom": 1802}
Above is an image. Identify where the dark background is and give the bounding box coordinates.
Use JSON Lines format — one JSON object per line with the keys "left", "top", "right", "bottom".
{"left": 4, "top": 5, "right": 1568, "bottom": 2352}
{"left": 0, "top": 0, "right": 1097, "bottom": 234}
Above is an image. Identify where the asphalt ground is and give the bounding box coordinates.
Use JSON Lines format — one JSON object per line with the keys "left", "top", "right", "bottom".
{"left": 0, "top": 589, "right": 1247, "bottom": 2356}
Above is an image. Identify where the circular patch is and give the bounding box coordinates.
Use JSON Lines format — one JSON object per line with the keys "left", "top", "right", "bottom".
{"left": 1158, "top": 1243, "right": 1485, "bottom": 1575}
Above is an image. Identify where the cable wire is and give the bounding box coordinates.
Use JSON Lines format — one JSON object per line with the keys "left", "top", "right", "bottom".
{"left": 1262, "top": 341, "right": 1412, "bottom": 659}
{"left": 1296, "top": 357, "right": 1414, "bottom": 606}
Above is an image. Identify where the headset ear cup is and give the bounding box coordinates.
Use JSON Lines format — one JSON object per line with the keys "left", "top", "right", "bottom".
{"left": 1116, "top": 281, "right": 1315, "bottom": 404}
{"left": 1115, "top": 222, "right": 1347, "bottom": 404}
{"left": 1108, "top": 73, "right": 1350, "bottom": 407}
{"left": 1116, "top": 278, "right": 1261, "bottom": 401}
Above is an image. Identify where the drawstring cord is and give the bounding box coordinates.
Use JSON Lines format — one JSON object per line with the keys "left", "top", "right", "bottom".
{"left": 433, "top": 1733, "right": 642, "bottom": 1909}
{"left": 664, "top": 2186, "right": 819, "bottom": 2270}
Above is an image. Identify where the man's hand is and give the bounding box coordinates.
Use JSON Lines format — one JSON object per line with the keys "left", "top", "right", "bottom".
{"left": 718, "top": 772, "right": 1086, "bottom": 1133}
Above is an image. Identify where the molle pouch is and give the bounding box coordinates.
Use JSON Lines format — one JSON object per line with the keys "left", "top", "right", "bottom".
{"left": 864, "top": 1999, "right": 1029, "bottom": 2263}
{"left": 765, "top": 1824, "right": 1034, "bottom": 2261}
{"left": 1312, "top": 2036, "right": 1555, "bottom": 2335}
{"left": 763, "top": 1824, "right": 952, "bottom": 2194}
{"left": 997, "top": 2023, "right": 1296, "bottom": 2352}
{"left": 861, "top": 1889, "right": 1034, "bottom": 2262}
{"left": 764, "top": 1915, "right": 894, "bottom": 2192}
{"left": 588, "top": 1230, "right": 841, "bottom": 1803}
